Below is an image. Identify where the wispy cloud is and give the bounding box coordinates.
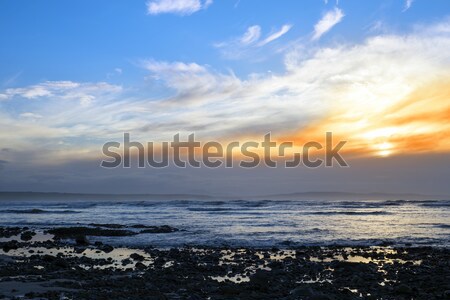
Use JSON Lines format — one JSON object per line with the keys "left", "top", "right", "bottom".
{"left": 142, "top": 60, "right": 240, "bottom": 105}
{"left": 1, "top": 81, "right": 122, "bottom": 106}
{"left": 257, "top": 24, "right": 293, "bottom": 46}
{"left": 19, "top": 112, "right": 43, "bottom": 119}
{"left": 312, "top": 7, "right": 344, "bottom": 41}
{"left": 240, "top": 25, "right": 261, "bottom": 45}
{"left": 403, "top": 0, "right": 414, "bottom": 12}
{"left": 1, "top": 71, "right": 22, "bottom": 88}
{"left": 215, "top": 24, "right": 292, "bottom": 59}
{"left": 147, "top": 0, "right": 212, "bottom": 16}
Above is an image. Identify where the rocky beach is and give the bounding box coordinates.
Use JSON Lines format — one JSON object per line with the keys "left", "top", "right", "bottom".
{"left": 1, "top": 225, "right": 449, "bottom": 299}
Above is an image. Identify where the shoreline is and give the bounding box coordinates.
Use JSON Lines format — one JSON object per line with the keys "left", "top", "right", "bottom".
{"left": 1, "top": 226, "right": 449, "bottom": 299}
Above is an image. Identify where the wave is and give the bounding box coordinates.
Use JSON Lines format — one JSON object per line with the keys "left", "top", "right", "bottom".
{"left": 1, "top": 209, "right": 79, "bottom": 214}
{"left": 419, "top": 201, "right": 450, "bottom": 207}
{"left": 187, "top": 207, "right": 233, "bottom": 212}
{"left": 307, "top": 211, "right": 390, "bottom": 216}
{"left": 432, "top": 224, "right": 450, "bottom": 229}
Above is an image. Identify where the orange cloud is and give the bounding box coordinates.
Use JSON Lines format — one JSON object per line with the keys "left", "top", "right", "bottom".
{"left": 278, "top": 78, "right": 450, "bottom": 158}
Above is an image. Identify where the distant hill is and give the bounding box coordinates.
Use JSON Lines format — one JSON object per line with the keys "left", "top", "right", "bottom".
{"left": 257, "top": 191, "right": 448, "bottom": 201}
{"left": 0, "top": 192, "right": 214, "bottom": 201}
{"left": 0, "top": 191, "right": 447, "bottom": 201}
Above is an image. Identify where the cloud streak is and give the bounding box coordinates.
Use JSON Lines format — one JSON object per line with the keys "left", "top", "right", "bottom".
{"left": 312, "top": 7, "right": 344, "bottom": 40}
{"left": 257, "top": 24, "right": 293, "bottom": 46}
{"left": 240, "top": 25, "right": 261, "bottom": 45}
{"left": 215, "top": 24, "right": 292, "bottom": 59}
{"left": 403, "top": 0, "right": 414, "bottom": 12}
{"left": 1, "top": 81, "right": 122, "bottom": 106}
{"left": 147, "top": 0, "right": 212, "bottom": 15}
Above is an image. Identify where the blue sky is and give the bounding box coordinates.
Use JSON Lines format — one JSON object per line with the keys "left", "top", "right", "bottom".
{"left": 2, "top": 0, "right": 449, "bottom": 85}
{"left": 0, "top": 0, "right": 450, "bottom": 195}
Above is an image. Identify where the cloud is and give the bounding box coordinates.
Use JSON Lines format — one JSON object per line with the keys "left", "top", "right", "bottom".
{"left": 19, "top": 112, "right": 43, "bottom": 119}
{"left": 312, "top": 8, "right": 344, "bottom": 41}
{"left": 240, "top": 25, "right": 261, "bottom": 45}
{"left": 1, "top": 71, "right": 22, "bottom": 87}
{"left": 147, "top": 0, "right": 212, "bottom": 15}
{"left": 142, "top": 60, "right": 241, "bottom": 105}
{"left": 1, "top": 20, "right": 450, "bottom": 168}
{"left": 257, "top": 24, "right": 292, "bottom": 46}
{"left": 215, "top": 24, "right": 292, "bottom": 60}
{"left": 403, "top": 0, "right": 414, "bottom": 12}
{"left": 2, "top": 81, "right": 122, "bottom": 106}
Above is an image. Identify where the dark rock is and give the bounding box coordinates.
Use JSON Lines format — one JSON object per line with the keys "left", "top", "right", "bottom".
{"left": 2, "top": 241, "right": 18, "bottom": 252}
{"left": 250, "top": 270, "right": 271, "bottom": 286}
{"left": 20, "top": 230, "right": 35, "bottom": 241}
{"left": 48, "top": 226, "right": 136, "bottom": 238}
{"left": 100, "top": 244, "right": 114, "bottom": 253}
{"left": 75, "top": 235, "right": 89, "bottom": 245}
{"left": 135, "top": 262, "right": 147, "bottom": 270}
{"left": 0, "top": 227, "right": 22, "bottom": 238}
{"left": 395, "top": 284, "right": 412, "bottom": 295}
{"left": 290, "top": 286, "right": 315, "bottom": 297}
{"left": 53, "top": 258, "right": 69, "bottom": 269}
{"left": 130, "top": 253, "right": 145, "bottom": 261}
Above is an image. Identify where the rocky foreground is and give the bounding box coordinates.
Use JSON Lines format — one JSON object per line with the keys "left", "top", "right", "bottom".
{"left": 0, "top": 226, "right": 449, "bottom": 299}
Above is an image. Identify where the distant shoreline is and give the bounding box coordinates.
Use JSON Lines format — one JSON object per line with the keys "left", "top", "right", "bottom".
{"left": 0, "top": 191, "right": 447, "bottom": 201}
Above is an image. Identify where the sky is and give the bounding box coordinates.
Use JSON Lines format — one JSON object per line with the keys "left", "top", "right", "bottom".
{"left": 0, "top": 0, "right": 450, "bottom": 196}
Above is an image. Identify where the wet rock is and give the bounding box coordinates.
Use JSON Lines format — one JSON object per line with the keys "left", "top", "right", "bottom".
{"left": 1, "top": 241, "right": 18, "bottom": 252}
{"left": 20, "top": 230, "right": 35, "bottom": 241}
{"left": 0, "top": 227, "right": 22, "bottom": 238}
{"left": 135, "top": 262, "right": 147, "bottom": 270}
{"left": 100, "top": 244, "right": 114, "bottom": 253}
{"left": 130, "top": 253, "right": 145, "bottom": 261}
{"left": 130, "top": 224, "right": 148, "bottom": 229}
{"left": 250, "top": 270, "right": 271, "bottom": 286}
{"left": 395, "top": 284, "right": 412, "bottom": 295}
{"left": 75, "top": 235, "right": 89, "bottom": 245}
{"left": 53, "top": 258, "right": 70, "bottom": 269}
{"left": 48, "top": 226, "right": 137, "bottom": 238}
{"left": 290, "top": 286, "right": 315, "bottom": 297}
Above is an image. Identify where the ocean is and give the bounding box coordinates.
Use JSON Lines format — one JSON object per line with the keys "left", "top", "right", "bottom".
{"left": 1, "top": 197, "right": 449, "bottom": 248}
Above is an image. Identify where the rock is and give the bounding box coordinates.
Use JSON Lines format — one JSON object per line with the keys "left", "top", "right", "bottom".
{"left": 0, "top": 227, "right": 22, "bottom": 238}
{"left": 75, "top": 235, "right": 89, "bottom": 245}
{"left": 48, "top": 226, "right": 136, "bottom": 238}
{"left": 2, "top": 241, "right": 18, "bottom": 252}
{"left": 290, "top": 286, "right": 314, "bottom": 297}
{"left": 250, "top": 270, "right": 271, "bottom": 286}
{"left": 100, "top": 244, "right": 114, "bottom": 253}
{"left": 395, "top": 284, "right": 412, "bottom": 294}
{"left": 42, "top": 254, "right": 55, "bottom": 262}
{"left": 135, "top": 262, "right": 147, "bottom": 270}
{"left": 20, "top": 231, "right": 35, "bottom": 241}
{"left": 130, "top": 253, "right": 145, "bottom": 261}
{"left": 53, "top": 258, "right": 69, "bottom": 269}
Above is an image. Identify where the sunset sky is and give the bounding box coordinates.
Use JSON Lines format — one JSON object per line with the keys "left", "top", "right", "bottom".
{"left": 0, "top": 0, "right": 449, "bottom": 196}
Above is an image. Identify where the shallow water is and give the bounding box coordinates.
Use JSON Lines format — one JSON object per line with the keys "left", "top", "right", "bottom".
{"left": 0, "top": 198, "right": 449, "bottom": 247}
